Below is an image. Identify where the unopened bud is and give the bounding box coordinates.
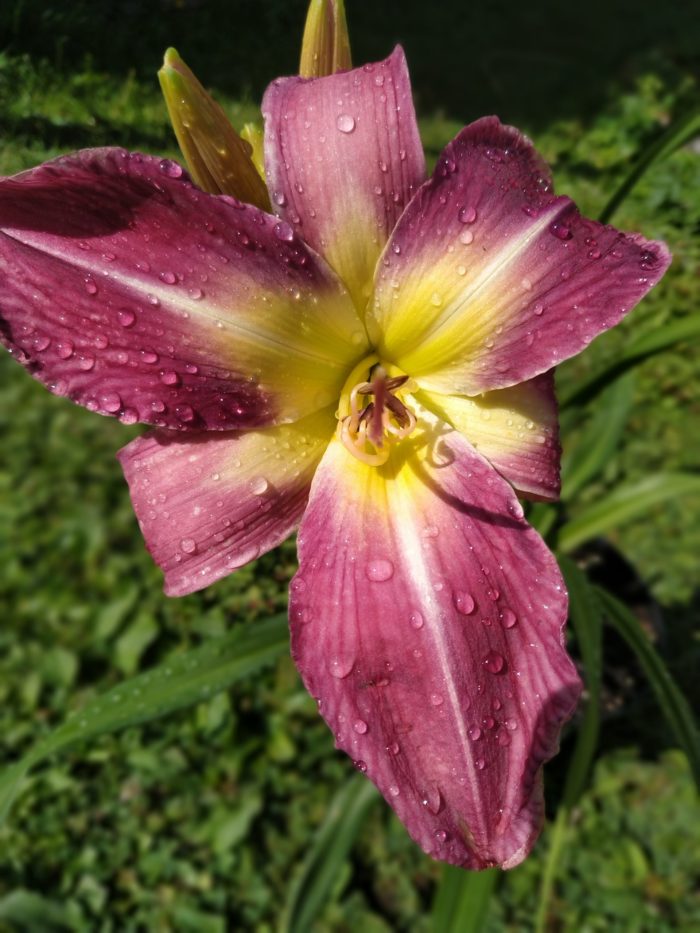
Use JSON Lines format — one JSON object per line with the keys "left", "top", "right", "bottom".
{"left": 158, "top": 48, "right": 270, "bottom": 210}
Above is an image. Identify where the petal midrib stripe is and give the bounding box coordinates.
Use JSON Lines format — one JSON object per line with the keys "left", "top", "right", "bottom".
{"left": 2, "top": 228, "right": 348, "bottom": 367}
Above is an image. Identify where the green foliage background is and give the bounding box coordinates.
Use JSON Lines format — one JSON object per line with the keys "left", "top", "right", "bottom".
{"left": 0, "top": 1, "right": 699, "bottom": 929}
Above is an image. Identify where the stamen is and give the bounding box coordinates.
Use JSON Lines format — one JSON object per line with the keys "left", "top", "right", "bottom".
{"left": 339, "top": 364, "right": 417, "bottom": 466}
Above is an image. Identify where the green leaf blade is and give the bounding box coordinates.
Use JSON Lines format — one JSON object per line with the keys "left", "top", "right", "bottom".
{"left": 0, "top": 614, "right": 290, "bottom": 826}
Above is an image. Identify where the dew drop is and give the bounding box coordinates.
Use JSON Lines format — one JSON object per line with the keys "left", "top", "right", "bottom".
{"left": 457, "top": 264, "right": 467, "bottom": 276}
{"left": 175, "top": 404, "right": 195, "bottom": 422}
{"left": 435, "top": 830, "right": 448, "bottom": 844}
{"left": 160, "top": 370, "right": 180, "bottom": 386}
{"left": 159, "top": 270, "right": 177, "bottom": 284}
{"left": 409, "top": 610, "right": 424, "bottom": 630}
{"left": 430, "top": 693, "right": 444, "bottom": 707}
{"left": 475, "top": 757, "right": 486, "bottom": 771}
{"left": 533, "top": 302, "right": 544, "bottom": 316}
{"left": 505, "top": 718, "right": 518, "bottom": 731}
{"left": 501, "top": 607, "right": 518, "bottom": 628}
{"left": 421, "top": 785, "right": 443, "bottom": 814}
{"left": 159, "top": 158, "right": 183, "bottom": 178}
{"left": 78, "top": 354, "right": 95, "bottom": 371}
{"left": 468, "top": 725, "right": 482, "bottom": 741}
{"left": 273, "top": 220, "right": 295, "bottom": 242}
{"left": 550, "top": 221, "right": 572, "bottom": 240}
{"left": 100, "top": 392, "right": 122, "bottom": 413}
{"left": 389, "top": 784, "right": 400, "bottom": 796}
{"left": 32, "top": 334, "right": 50, "bottom": 352}
{"left": 482, "top": 651, "right": 506, "bottom": 674}
{"left": 497, "top": 730, "right": 511, "bottom": 746}
{"left": 454, "top": 590, "right": 476, "bottom": 615}
{"left": 354, "top": 760, "right": 367, "bottom": 773}
{"left": 353, "top": 719, "right": 368, "bottom": 734}
{"left": 329, "top": 655, "right": 355, "bottom": 679}
{"left": 336, "top": 113, "right": 356, "bottom": 133}
{"left": 458, "top": 205, "right": 477, "bottom": 224}
{"left": 272, "top": 190, "right": 287, "bottom": 207}
{"left": 365, "top": 559, "right": 394, "bottom": 582}
{"left": 56, "top": 340, "right": 74, "bottom": 360}
{"left": 249, "top": 476, "right": 269, "bottom": 496}
{"left": 387, "top": 742, "right": 400, "bottom": 756}
{"left": 141, "top": 350, "right": 158, "bottom": 364}
{"left": 84, "top": 277, "right": 98, "bottom": 295}
{"left": 459, "top": 229, "right": 474, "bottom": 245}
{"left": 430, "top": 291, "right": 443, "bottom": 307}
{"left": 180, "top": 537, "right": 196, "bottom": 554}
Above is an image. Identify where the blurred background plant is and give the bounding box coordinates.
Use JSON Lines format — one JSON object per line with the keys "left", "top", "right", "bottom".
{"left": 0, "top": 1, "right": 699, "bottom": 930}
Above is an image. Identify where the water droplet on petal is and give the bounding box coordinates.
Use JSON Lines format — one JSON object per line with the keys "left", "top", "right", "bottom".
{"left": 430, "top": 693, "right": 444, "bottom": 706}
{"left": 475, "top": 757, "right": 486, "bottom": 770}
{"left": 118, "top": 308, "right": 136, "bottom": 328}
{"left": 329, "top": 656, "right": 354, "bottom": 679}
{"left": 468, "top": 725, "right": 482, "bottom": 741}
{"left": 84, "top": 277, "right": 98, "bottom": 295}
{"left": 550, "top": 221, "right": 572, "bottom": 240}
{"left": 533, "top": 302, "right": 544, "bottom": 316}
{"left": 389, "top": 784, "right": 400, "bottom": 796}
{"left": 454, "top": 590, "right": 476, "bottom": 615}
{"left": 458, "top": 205, "right": 477, "bottom": 224}
{"left": 273, "top": 220, "right": 295, "bottom": 242}
{"left": 272, "top": 190, "right": 287, "bottom": 207}
{"left": 159, "top": 270, "right": 177, "bottom": 284}
{"left": 501, "top": 607, "right": 518, "bottom": 628}
{"left": 505, "top": 718, "right": 518, "bottom": 731}
{"left": 100, "top": 392, "right": 122, "bottom": 413}
{"left": 421, "top": 785, "right": 443, "bottom": 814}
{"left": 483, "top": 651, "right": 506, "bottom": 674}
{"left": 159, "top": 158, "right": 183, "bottom": 178}
{"left": 160, "top": 370, "right": 180, "bottom": 386}
{"left": 459, "top": 229, "right": 474, "bottom": 245}
{"left": 435, "top": 829, "right": 448, "bottom": 844}
{"left": 365, "top": 559, "right": 394, "bottom": 582}
{"left": 78, "top": 354, "right": 95, "bottom": 371}
{"left": 249, "top": 476, "right": 269, "bottom": 496}
{"left": 56, "top": 340, "right": 74, "bottom": 359}
{"left": 175, "top": 404, "right": 194, "bottom": 422}
{"left": 353, "top": 719, "right": 368, "bottom": 734}
{"left": 409, "top": 610, "right": 424, "bottom": 630}
{"left": 336, "top": 113, "right": 356, "bottom": 133}
{"left": 180, "top": 537, "right": 196, "bottom": 554}
{"left": 354, "top": 759, "right": 367, "bottom": 772}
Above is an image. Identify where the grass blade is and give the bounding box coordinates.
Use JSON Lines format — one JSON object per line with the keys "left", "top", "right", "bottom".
{"left": 596, "top": 588, "right": 700, "bottom": 791}
{"left": 0, "top": 614, "right": 290, "bottom": 825}
{"left": 432, "top": 865, "right": 499, "bottom": 933}
{"left": 561, "top": 372, "right": 635, "bottom": 500}
{"left": 557, "top": 473, "right": 700, "bottom": 554}
{"left": 598, "top": 105, "right": 700, "bottom": 224}
{"left": 534, "top": 558, "right": 604, "bottom": 933}
{"left": 281, "top": 774, "right": 379, "bottom": 933}
{"left": 560, "top": 316, "right": 700, "bottom": 410}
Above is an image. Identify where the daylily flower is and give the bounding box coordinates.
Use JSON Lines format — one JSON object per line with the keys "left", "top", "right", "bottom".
{"left": 0, "top": 48, "right": 670, "bottom": 868}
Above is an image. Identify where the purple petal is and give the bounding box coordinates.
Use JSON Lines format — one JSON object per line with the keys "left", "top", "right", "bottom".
{"left": 290, "top": 417, "right": 581, "bottom": 869}
{"left": 371, "top": 117, "right": 671, "bottom": 395}
{"left": 118, "top": 408, "right": 335, "bottom": 595}
{"left": 263, "top": 47, "right": 425, "bottom": 307}
{"left": 0, "top": 148, "right": 364, "bottom": 430}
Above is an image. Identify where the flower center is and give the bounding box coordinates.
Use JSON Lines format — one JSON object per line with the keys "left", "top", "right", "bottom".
{"left": 338, "top": 356, "right": 417, "bottom": 466}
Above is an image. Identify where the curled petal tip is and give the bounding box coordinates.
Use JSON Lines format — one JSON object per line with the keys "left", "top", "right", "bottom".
{"left": 158, "top": 49, "right": 270, "bottom": 210}
{"left": 299, "top": 0, "right": 352, "bottom": 78}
